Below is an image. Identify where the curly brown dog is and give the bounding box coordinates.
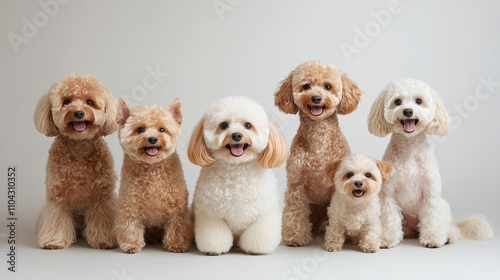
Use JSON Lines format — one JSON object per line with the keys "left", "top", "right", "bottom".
{"left": 274, "top": 60, "right": 362, "bottom": 246}
{"left": 114, "top": 98, "right": 193, "bottom": 253}
{"left": 34, "top": 75, "right": 118, "bottom": 249}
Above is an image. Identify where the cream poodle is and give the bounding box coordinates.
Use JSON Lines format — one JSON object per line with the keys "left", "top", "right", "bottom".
{"left": 188, "top": 96, "right": 288, "bottom": 255}
{"left": 368, "top": 78, "right": 493, "bottom": 248}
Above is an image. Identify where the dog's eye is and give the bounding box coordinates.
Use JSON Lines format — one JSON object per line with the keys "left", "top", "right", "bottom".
{"left": 324, "top": 84, "right": 332, "bottom": 91}
{"left": 415, "top": 98, "right": 422, "bottom": 105}
{"left": 137, "top": 127, "right": 145, "bottom": 134}
{"left": 346, "top": 172, "right": 354, "bottom": 178}
{"left": 159, "top": 128, "right": 165, "bottom": 133}
{"left": 63, "top": 100, "right": 71, "bottom": 106}
{"left": 220, "top": 122, "right": 229, "bottom": 130}
{"left": 365, "top": 173, "right": 372, "bottom": 178}
{"left": 302, "top": 84, "right": 310, "bottom": 91}
{"left": 394, "top": 99, "right": 402, "bottom": 106}
{"left": 86, "top": 100, "right": 93, "bottom": 106}
{"left": 244, "top": 123, "right": 252, "bottom": 130}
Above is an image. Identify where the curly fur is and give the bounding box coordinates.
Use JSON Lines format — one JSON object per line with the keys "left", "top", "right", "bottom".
{"left": 274, "top": 60, "right": 362, "bottom": 246}
{"left": 324, "top": 154, "right": 391, "bottom": 253}
{"left": 188, "top": 96, "right": 288, "bottom": 255}
{"left": 367, "top": 78, "right": 493, "bottom": 248}
{"left": 114, "top": 99, "right": 193, "bottom": 253}
{"left": 34, "top": 75, "right": 118, "bottom": 249}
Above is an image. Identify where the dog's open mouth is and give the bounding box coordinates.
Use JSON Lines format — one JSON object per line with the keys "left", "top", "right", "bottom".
{"left": 70, "top": 121, "right": 90, "bottom": 132}
{"left": 352, "top": 190, "right": 365, "bottom": 198}
{"left": 225, "top": 143, "right": 249, "bottom": 157}
{"left": 400, "top": 119, "right": 419, "bottom": 133}
{"left": 308, "top": 105, "right": 325, "bottom": 116}
{"left": 144, "top": 146, "right": 160, "bottom": 156}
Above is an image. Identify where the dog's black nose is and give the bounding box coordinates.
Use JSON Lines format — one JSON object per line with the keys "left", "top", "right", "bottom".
{"left": 403, "top": 109, "right": 413, "bottom": 118}
{"left": 231, "top": 132, "right": 243, "bottom": 142}
{"left": 311, "top": 95, "right": 322, "bottom": 104}
{"left": 74, "top": 110, "right": 85, "bottom": 119}
{"left": 148, "top": 137, "right": 158, "bottom": 145}
{"left": 354, "top": 181, "right": 363, "bottom": 188}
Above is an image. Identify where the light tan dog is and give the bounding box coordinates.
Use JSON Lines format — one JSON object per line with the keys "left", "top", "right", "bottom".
{"left": 274, "top": 60, "right": 362, "bottom": 246}
{"left": 114, "top": 98, "right": 193, "bottom": 253}
{"left": 324, "top": 154, "right": 391, "bottom": 253}
{"left": 34, "top": 75, "right": 118, "bottom": 249}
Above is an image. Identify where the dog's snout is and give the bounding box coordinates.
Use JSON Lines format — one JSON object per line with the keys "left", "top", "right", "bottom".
{"left": 74, "top": 110, "right": 85, "bottom": 120}
{"left": 354, "top": 181, "right": 363, "bottom": 188}
{"left": 403, "top": 109, "right": 413, "bottom": 118}
{"left": 231, "top": 132, "right": 243, "bottom": 142}
{"left": 311, "top": 95, "right": 322, "bottom": 104}
{"left": 148, "top": 137, "right": 158, "bottom": 145}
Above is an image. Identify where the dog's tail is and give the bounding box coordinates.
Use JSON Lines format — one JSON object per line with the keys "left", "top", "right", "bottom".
{"left": 454, "top": 215, "right": 493, "bottom": 240}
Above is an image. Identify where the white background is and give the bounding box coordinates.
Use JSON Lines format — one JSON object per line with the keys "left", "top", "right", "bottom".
{"left": 1, "top": 0, "right": 499, "bottom": 279}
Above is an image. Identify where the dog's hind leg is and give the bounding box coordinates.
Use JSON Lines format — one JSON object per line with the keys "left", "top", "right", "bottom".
{"left": 84, "top": 193, "right": 118, "bottom": 249}
{"left": 36, "top": 201, "right": 76, "bottom": 249}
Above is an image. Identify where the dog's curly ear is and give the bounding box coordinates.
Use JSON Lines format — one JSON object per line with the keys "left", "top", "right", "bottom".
{"left": 258, "top": 120, "right": 288, "bottom": 168}
{"left": 167, "top": 98, "right": 182, "bottom": 125}
{"left": 274, "top": 71, "right": 298, "bottom": 114}
{"left": 338, "top": 74, "right": 362, "bottom": 115}
{"left": 188, "top": 118, "right": 216, "bottom": 167}
{"left": 34, "top": 90, "right": 58, "bottom": 137}
{"left": 324, "top": 159, "right": 342, "bottom": 182}
{"left": 116, "top": 98, "right": 130, "bottom": 126}
{"left": 426, "top": 90, "right": 451, "bottom": 136}
{"left": 376, "top": 160, "right": 392, "bottom": 182}
{"left": 100, "top": 89, "right": 118, "bottom": 136}
{"left": 368, "top": 86, "right": 392, "bottom": 137}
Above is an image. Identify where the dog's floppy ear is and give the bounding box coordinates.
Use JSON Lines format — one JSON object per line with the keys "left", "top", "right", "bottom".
{"left": 324, "top": 159, "right": 342, "bottom": 182}
{"left": 188, "top": 118, "right": 216, "bottom": 167}
{"left": 337, "top": 74, "right": 362, "bottom": 115}
{"left": 258, "top": 120, "right": 288, "bottom": 168}
{"left": 274, "top": 71, "right": 299, "bottom": 114}
{"left": 368, "top": 86, "right": 392, "bottom": 137}
{"left": 100, "top": 88, "right": 118, "bottom": 136}
{"left": 426, "top": 90, "right": 451, "bottom": 136}
{"left": 116, "top": 98, "right": 130, "bottom": 126}
{"left": 34, "top": 90, "right": 58, "bottom": 137}
{"left": 167, "top": 98, "right": 182, "bottom": 125}
{"left": 375, "top": 160, "right": 392, "bottom": 182}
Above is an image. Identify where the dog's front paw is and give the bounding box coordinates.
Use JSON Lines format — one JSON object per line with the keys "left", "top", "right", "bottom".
{"left": 283, "top": 233, "right": 312, "bottom": 247}
{"left": 419, "top": 233, "right": 447, "bottom": 248}
{"left": 380, "top": 238, "right": 399, "bottom": 249}
{"left": 165, "top": 243, "right": 190, "bottom": 253}
{"left": 119, "top": 241, "right": 143, "bottom": 254}
{"left": 42, "top": 243, "right": 68, "bottom": 250}
{"left": 359, "top": 242, "right": 379, "bottom": 253}
{"left": 324, "top": 242, "right": 342, "bottom": 252}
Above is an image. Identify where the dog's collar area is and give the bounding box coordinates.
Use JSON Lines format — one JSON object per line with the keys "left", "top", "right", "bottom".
{"left": 225, "top": 143, "right": 249, "bottom": 157}
{"left": 400, "top": 119, "right": 419, "bottom": 133}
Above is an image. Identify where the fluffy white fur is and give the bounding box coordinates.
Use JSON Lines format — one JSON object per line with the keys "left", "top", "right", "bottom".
{"left": 188, "top": 96, "right": 288, "bottom": 255}
{"left": 324, "top": 154, "right": 392, "bottom": 253}
{"left": 368, "top": 78, "right": 493, "bottom": 248}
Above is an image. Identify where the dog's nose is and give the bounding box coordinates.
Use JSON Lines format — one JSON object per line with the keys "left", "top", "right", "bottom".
{"left": 74, "top": 110, "right": 85, "bottom": 119}
{"left": 148, "top": 137, "right": 158, "bottom": 145}
{"left": 354, "top": 181, "right": 363, "bottom": 188}
{"left": 403, "top": 108, "right": 413, "bottom": 118}
{"left": 231, "top": 132, "right": 243, "bottom": 142}
{"left": 311, "top": 95, "right": 322, "bottom": 104}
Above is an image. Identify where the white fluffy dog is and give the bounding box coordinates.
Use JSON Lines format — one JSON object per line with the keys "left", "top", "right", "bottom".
{"left": 324, "top": 154, "right": 392, "bottom": 253}
{"left": 188, "top": 96, "right": 288, "bottom": 255}
{"left": 368, "top": 78, "right": 493, "bottom": 248}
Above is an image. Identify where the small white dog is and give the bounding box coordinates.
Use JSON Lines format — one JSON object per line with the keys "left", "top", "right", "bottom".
{"left": 368, "top": 78, "right": 493, "bottom": 248}
{"left": 188, "top": 96, "right": 288, "bottom": 255}
{"left": 324, "top": 153, "right": 392, "bottom": 253}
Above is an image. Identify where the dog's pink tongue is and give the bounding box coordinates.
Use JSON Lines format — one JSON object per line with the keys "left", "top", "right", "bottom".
{"left": 145, "top": 147, "right": 159, "bottom": 156}
{"left": 310, "top": 106, "right": 323, "bottom": 116}
{"left": 230, "top": 144, "right": 244, "bottom": 156}
{"left": 403, "top": 119, "right": 416, "bottom": 132}
{"left": 72, "top": 121, "right": 87, "bottom": 132}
